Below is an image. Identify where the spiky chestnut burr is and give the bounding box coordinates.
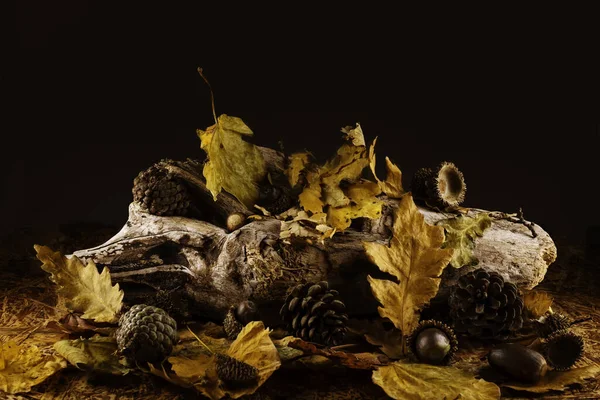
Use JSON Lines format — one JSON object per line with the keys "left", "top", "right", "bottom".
{"left": 543, "top": 330, "right": 584, "bottom": 371}
{"left": 535, "top": 312, "right": 571, "bottom": 339}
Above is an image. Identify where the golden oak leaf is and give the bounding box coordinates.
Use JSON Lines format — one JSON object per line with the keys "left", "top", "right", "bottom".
{"left": 368, "top": 138, "right": 404, "bottom": 198}
{"left": 0, "top": 340, "right": 67, "bottom": 394}
{"left": 502, "top": 365, "right": 600, "bottom": 393}
{"left": 53, "top": 336, "right": 130, "bottom": 375}
{"left": 286, "top": 152, "right": 312, "bottom": 187}
{"left": 373, "top": 360, "right": 501, "bottom": 400}
{"left": 35, "top": 245, "right": 123, "bottom": 323}
{"left": 523, "top": 290, "right": 554, "bottom": 319}
{"left": 438, "top": 213, "right": 492, "bottom": 268}
{"left": 197, "top": 114, "right": 266, "bottom": 208}
{"left": 327, "top": 180, "right": 383, "bottom": 231}
{"left": 365, "top": 194, "right": 454, "bottom": 354}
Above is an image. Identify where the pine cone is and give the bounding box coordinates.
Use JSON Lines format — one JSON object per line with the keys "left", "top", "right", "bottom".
{"left": 116, "top": 304, "right": 179, "bottom": 363}
{"left": 215, "top": 353, "right": 259, "bottom": 385}
{"left": 410, "top": 162, "right": 466, "bottom": 208}
{"left": 535, "top": 312, "right": 571, "bottom": 339}
{"left": 223, "top": 300, "right": 260, "bottom": 340}
{"left": 258, "top": 184, "right": 295, "bottom": 215}
{"left": 279, "top": 281, "right": 348, "bottom": 346}
{"left": 449, "top": 268, "right": 524, "bottom": 339}
{"left": 133, "top": 162, "right": 190, "bottom": 216}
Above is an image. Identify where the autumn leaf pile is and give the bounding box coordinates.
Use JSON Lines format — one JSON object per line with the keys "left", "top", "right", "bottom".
{"left": 2, "top": 110, "right": 599, "bottom": 400}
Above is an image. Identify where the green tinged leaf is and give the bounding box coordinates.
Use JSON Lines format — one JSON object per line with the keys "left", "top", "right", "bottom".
{"left": 438, "top": 213, "right": 492, "bottom": 268}
{"left": 53, "top": 336, "right": 130, "bottom": 375}
{"left": 372, "top": 360, "right": 501, "bottom": 400}
{"left": 34, "top": 245, "right": 123, "bottom": 323}
{"left": 197, "top": 114, "right": 266, "bottom": 208}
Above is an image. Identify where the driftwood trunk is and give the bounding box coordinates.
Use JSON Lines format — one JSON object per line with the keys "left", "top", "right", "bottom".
{"left": 73, "top": 150, "right": 557, "bottom": 321}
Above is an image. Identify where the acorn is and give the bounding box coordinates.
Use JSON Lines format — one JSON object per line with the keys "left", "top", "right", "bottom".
{"left": 227, "top": 212, "right": 247, "bottom": 232}
{"left": 488, "top": 343, "right": 548, "bottom": 383}
{"left": 407, "top": 320, "right": 458, "bottom": 365}
{"left": 223, "top": 300, "right": 260, "bottom": 340}
{"left": 543, "top": 330, "right": 584, "bottom": 371}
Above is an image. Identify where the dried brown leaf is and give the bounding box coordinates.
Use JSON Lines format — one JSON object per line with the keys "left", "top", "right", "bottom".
{"left": 373, "top": 360, "right": 501, "bottom": 400}
{"left": 0, "top": 340, "right": 67, "bottom": 394}
{"left": 35, "top": 245, "right": 123, "bottom": 323}
{"left": 197, "top": 114, "right": 266, "bottom": 208}
{"left": 365, "top": 194, "right": 454, "bottom": 354}
{"left": 523, "top": 291, "right": 554, "bottom": 319}
{"left": 347, "top": 319, "right": 404, "bottom": 359}
{"left": 502, "top": 364, "right": 600, "bottom": 393}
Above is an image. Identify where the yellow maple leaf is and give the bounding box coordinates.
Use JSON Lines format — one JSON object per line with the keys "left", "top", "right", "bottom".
{"left": 0, "top": 340, "right": 67, "bottom": 394}
{"left": 321, "top": 142, "right": 368, "bottom": 208}
{"left": 298, "top": 170, "right": 324, "bottom": 214}
{"left": 368, "top": 137, "right": 404, "bottom": 198}
{"left": 296, "top": 123, "right": 385, "bottom": 232}
{"left": 372, "top": 360, "right": 501, "bottom": 400}
{"left": 34, "top": 245, "right": 123, "bottom": 323}
{"left": 365, "top": 194, "right": 454, "bottom": 354}
{"left": 327, "top": 180, "right": 383, "bottom": 231}
{"left": 286, "top": 152, "right": 312, "bottom": 187}
{"left": 197, "top": 114, "right": 267, "bottom": 208}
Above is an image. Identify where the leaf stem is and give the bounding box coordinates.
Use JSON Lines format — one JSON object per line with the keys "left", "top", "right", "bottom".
{"left": 186, "top": 325, "right": 214, "bottom": 354}
{"left": 197, "top": 67, "right": 218, "bottom": 125}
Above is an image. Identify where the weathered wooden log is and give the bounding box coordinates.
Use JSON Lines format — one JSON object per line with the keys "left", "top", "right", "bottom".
{"left": 73, "top": 195, "right": 556, "bottom": 321}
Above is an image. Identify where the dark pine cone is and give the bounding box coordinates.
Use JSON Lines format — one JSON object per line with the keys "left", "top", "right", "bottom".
{"left": 449, "top": 268, "right": 524, "bottom": 339}
{"left": 116, "top": 304, "right": 179, "bottom": 364}
{"left": 279, "top": 281, "right": 348, "bottom": 346}
{"left": 133, "top": 162, "right": 191, "bottom": 216}
{"left": 215, "top": 353, "right": 259, "bottom": 385}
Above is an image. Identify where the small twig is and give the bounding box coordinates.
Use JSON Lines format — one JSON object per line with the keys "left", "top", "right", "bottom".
{"left": 490, "top": 207, "right": 537, "bottom": 238}
{"left": 570, "top": 316, "right": 593, "bottom": 327}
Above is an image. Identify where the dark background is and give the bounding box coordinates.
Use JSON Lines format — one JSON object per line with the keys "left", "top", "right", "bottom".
{"left": 5, "top": 2, "right": 599, "bottom": 248}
